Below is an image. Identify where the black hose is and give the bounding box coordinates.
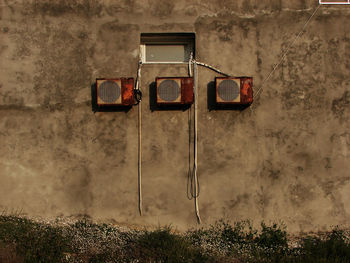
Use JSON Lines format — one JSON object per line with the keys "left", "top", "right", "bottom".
{"left": 134, "top": 89, "right": 142, "bottom": 105}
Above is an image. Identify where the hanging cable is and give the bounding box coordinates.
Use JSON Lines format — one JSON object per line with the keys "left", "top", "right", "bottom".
{"left": 187, "top": 55, "right": 199, "bottom": 201}
{"left": 253, "top": 5, "right": 321, "bottom": 101}
{"left": 187, "top": 57, "right": 201, "bottom": 222}
{"left": 186, "top": 99, "right": 200, "bottom": 201}
{"left": 187, "top": 163, "right": 200, "bottom": 199}
{"left": 135, "top": 59, "right": 143, "bottom": 216}
{"left": 187, "top": 106, "right": 194, "bottom": 200}
{"left": 134, "top": 61, "right": 143, "bottom": 105}
{"left": 190, "top": 5, "right": 320, "bottom": 103}
{"left": 192, "top": 60, "right": 232, "bottom": 77}
{"left": 187, "top": 53, "right": 195, "bottom": 200}
{"left": 188, "top": 52, "right": 193, "bottom": 77}
{"left": 193, "top": 62, "right": 201, "bottom": 224}
{"left": 134, "top": 89, "right": 142, "bottom": 105}
{"left": 184, "top": 6, "right": 321, "bottom": 222}
{"left": 138, "top": 92, "right": 142, "bottom": 216}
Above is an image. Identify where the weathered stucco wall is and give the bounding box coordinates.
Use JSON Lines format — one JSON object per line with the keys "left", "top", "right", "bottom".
{"left": 0, "top": 0, "right": 349, "bottom": 232}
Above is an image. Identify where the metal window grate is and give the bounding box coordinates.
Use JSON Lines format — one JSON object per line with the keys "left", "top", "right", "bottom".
{"left": 158, "top": 79, "right": 181, "bottom": 101}
{"left": 98, "top": 81, "right": 121, "bottom": 103}
{"left": 218, "top": 79, "right": 240, "bottom": 101}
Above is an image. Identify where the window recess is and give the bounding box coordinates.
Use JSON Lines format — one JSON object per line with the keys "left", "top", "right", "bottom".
{"left": 140, "top": 33, "right": 195, "bottom": 63}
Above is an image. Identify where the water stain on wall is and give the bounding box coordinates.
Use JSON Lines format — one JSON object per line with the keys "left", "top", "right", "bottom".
{"left": 259, "top": 160, "right": 282, "bottom": 182}
{"left": 59, "top": 165, "right": 93, "bottom": 214}
{"left": 289, "top": 183, "right": 314, "bottom": 208}
{"left": 255, "top": 186, "right": 272, "bottom": 218}
{"left": 226, "top": 193, "right": 250, "bottom": 210}
{"left": 148, "top": 0, "right": 175, "bottom": 18}
{"left": 29, "top": 0, "right": 102, "bottom": 17}
{"left": 332, "top": 91, "right": 350, "bottom": 122}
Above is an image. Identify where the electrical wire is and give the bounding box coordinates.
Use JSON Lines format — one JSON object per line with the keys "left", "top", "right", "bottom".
{"left": 193, "top": 62, "right": 201, "bottom": 224}
{"left": 186, "top": 106, "right": 200, "bottom": 201}
{"left": 187, "top": 109, "right": 200, "bottom": 200}
{"left": 134, "top": 89, "right": 142, "bottom": 105}
{"left": 183, "top": 5, "right": 321, "bottom": 223}
{"left": 190, "top": 5, "right": 321, "bottom": 102}
{"left": 134, "top": 61, "right": 143, "bottom": 105}
{"left": 138, "top": 93, "right": 142, "bottom": 216}
{"left": 187, "top": 54, "right": 199, "bottom": 200}
{"left": 135, "top": 59, "right": 143, "bottom": 216}
{"left": 187, "top": 106, "right": 194, "bottom": 200}
{"left": 192, "top": 60, "right": 232, "bottom": 77}
{"left": 188, "top": 52, "right": 193, "bottom": 77}
{"left": 187, "top": 57, "right": 201, "bottom": 223}
{"left": 187, "top": 166, "right": 200, "bottom": 199}
{"left": 253, "top": 4, "right": 321, "bottom": 101}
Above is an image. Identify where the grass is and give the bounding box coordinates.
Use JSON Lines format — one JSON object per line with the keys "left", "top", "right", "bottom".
{"left": 1, "top": 215, "right": 350, "bottom": 263}
{"left": 129, "top": 226, "right": 215, "bottom": 263}
{"left": 0, "top": 215, "right": 69, "bottom": 263}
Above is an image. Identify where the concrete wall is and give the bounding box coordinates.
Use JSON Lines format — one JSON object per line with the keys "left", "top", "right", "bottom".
{"left": 0, "top": 0, "right": 349, "bottom": 232}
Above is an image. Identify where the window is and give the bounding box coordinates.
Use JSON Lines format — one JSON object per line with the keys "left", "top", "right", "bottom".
{"left": 140, "top": 33, "right": 195, "bottom": 63}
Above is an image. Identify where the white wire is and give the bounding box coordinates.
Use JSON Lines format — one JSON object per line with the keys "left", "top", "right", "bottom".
{"left": 254, "top": 5, "right": 321, "bottom": 100}
{"left": 136, "top": 60, "right": 142, "bottom": 91}
{"left": 193, "top": 62, "right": 201, "bottom": 224}
{"left": 188, "top": 52, "right": 193, "bottom": 77}
{"left": 137, "top": 59, "right": 142, "bottom": 216}
{"left": 193, "top": 60, "right": 231, "bottom": 77}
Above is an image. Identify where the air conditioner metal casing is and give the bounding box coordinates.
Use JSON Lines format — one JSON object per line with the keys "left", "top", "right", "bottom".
{"left": 215, "top": 77, "right": 253, "bottom": 105}
{"left": 96, "top": 78, "right": 134, "bottom": 106}
{"left": 156, "top": 77, "right": 194, "bottom": 105}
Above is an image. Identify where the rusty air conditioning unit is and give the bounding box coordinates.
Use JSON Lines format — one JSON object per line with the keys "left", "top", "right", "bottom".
{"left": 96, "top": 78, "right": 134, "bottom": 106}
{"left": 215, "top": 77, "right": 253, "bottom": 105}
{"left": 156, "top": 77, "right": 194, "bottom": 105}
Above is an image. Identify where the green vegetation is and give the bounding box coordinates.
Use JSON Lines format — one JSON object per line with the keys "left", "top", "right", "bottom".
{"left": 0, "top": 215, "right": 69, "bottom": 263}
{"left": 1, "top": 214, "right": 350, "bottom": 263}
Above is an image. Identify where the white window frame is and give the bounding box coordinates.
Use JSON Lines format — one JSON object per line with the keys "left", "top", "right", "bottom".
{"left": 319, "top": 0, "right": 350, "bottom": 4}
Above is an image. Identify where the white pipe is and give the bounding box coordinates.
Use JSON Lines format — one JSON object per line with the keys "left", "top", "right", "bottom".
{"left": 138, "top": 96, "right": 142, "bottom": 216}
{"left": 193, "top": 62, "right": 201, "bottom": 224}
{"left": 188, "top": 52, "right": 193, "bottom": 77}
{"left": 137, "top": 60, "right": 142, "bottom": 216}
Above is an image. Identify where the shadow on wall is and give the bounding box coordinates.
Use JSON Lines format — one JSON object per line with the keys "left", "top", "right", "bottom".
{"left": 149, "top": 82, "right": 192, "bottom": 111}
{"left": 207, "top": 81, "right": 251, "bottom": 111}
{"left": 91, "top": 82, "right": 132, "bottom": 113}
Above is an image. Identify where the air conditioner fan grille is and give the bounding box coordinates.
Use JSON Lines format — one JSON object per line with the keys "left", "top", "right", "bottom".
{"left": 98, "top": 81, "right": 121, "bottom": 103}
{"left": 158, "top": 79, "right": 180, "bottom": 101}
{"left": 218, "top": 79, "right": 240, "bottom": 101}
